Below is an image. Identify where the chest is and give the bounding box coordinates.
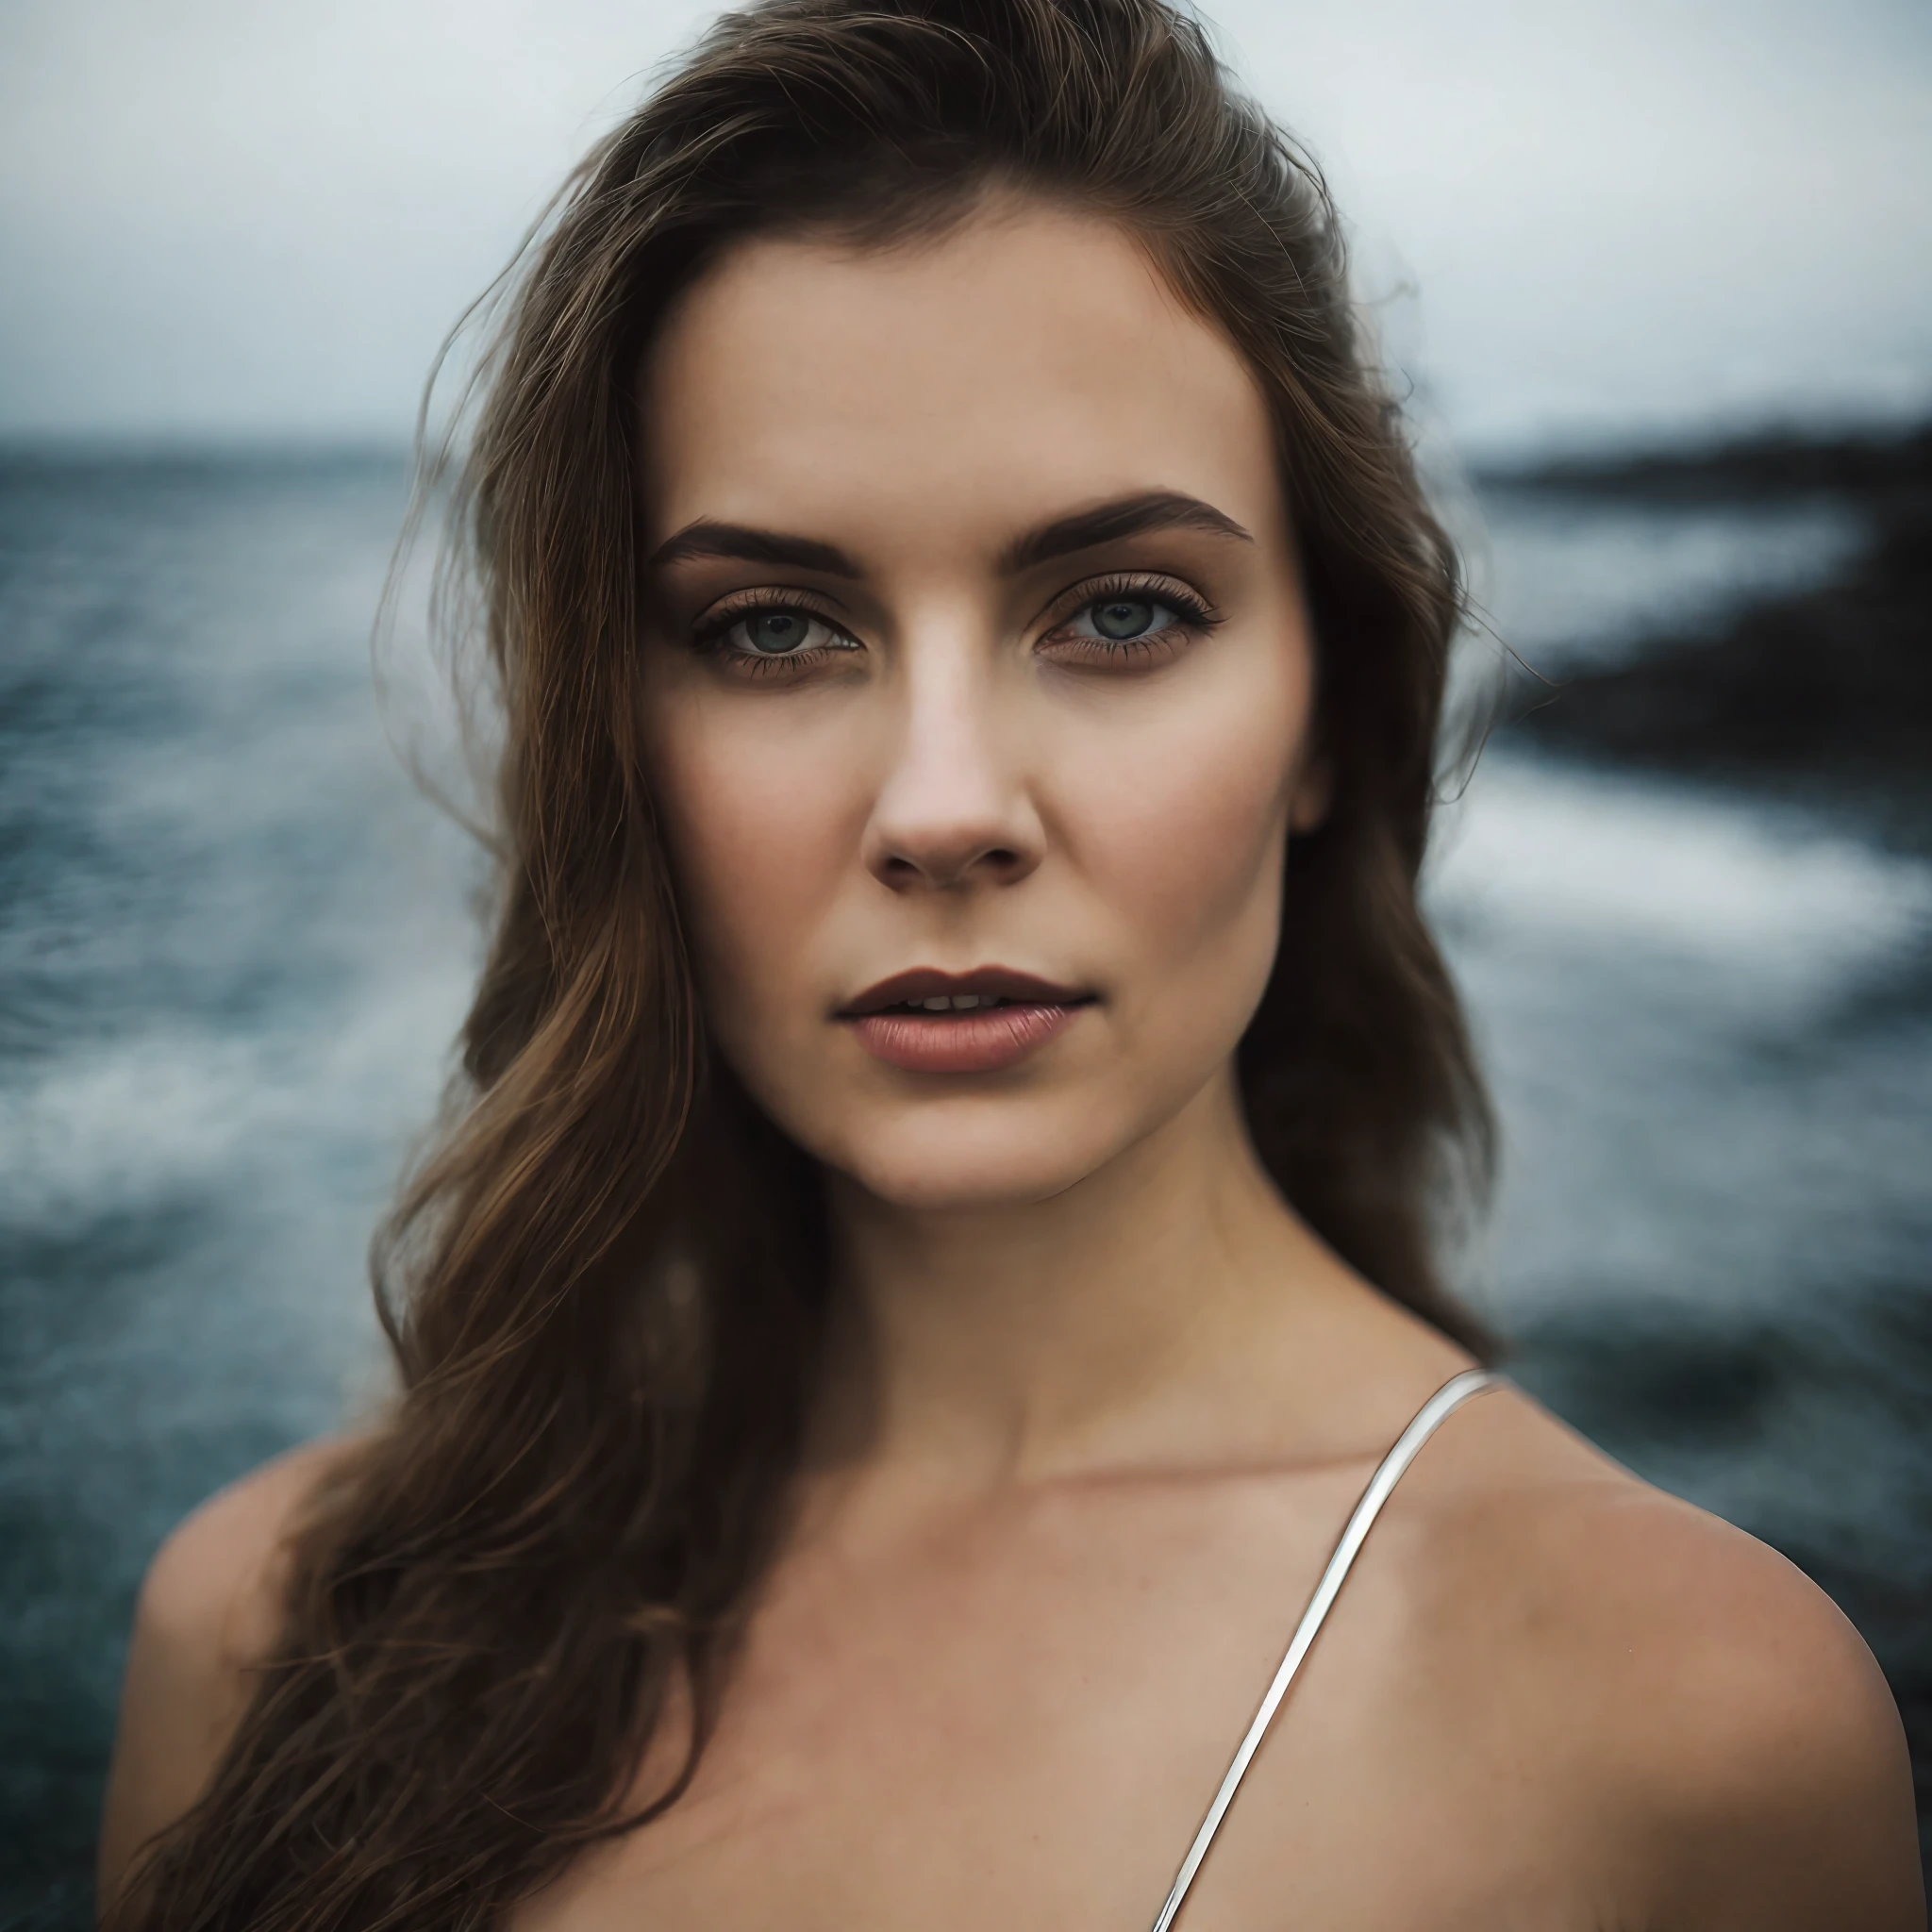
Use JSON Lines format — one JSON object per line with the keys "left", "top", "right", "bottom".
{"left": 512, "top": 1484, "right": 1606, "bottom": 1932}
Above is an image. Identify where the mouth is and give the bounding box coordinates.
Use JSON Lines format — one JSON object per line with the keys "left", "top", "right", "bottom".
{"left": 838, "top": 968, "right": 1096, "bottom": 1074}
{"left": 840, "top": 967, "right": 1094, "bottom": 1018}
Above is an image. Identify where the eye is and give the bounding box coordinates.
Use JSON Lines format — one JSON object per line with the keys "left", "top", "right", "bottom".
{"left": 691, "top": 598, "right": 863, "bottom": 673}
{"left": 1078, "top": 595, "right": 1174, "bottom": 642}
{"left": 1040, "top": 575, "right": 1220, "bottom": 662}
{"left": 724, "top": 608, "right": 853, "bottom": 657}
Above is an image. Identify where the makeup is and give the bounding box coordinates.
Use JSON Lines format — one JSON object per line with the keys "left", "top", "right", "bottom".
{"left": 839, "top": 968, "right": 1093, "bottom": 1074}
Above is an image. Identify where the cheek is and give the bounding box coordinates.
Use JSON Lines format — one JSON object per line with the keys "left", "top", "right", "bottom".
{"left": 644, "top": 692, "right": 864, "bottom": 1032}
{"left": 1061, "top": 645, "right": 1307, "bottom": 991}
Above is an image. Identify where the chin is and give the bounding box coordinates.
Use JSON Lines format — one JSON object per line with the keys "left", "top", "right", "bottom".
{"left": 817, "top": 1094, "right": 1133, "bottom": 1213}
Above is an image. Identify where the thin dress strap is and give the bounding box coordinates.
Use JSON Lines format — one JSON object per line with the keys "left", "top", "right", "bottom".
{"left": 1147, "top": 1368, "right": 1503, "bottom": 1932}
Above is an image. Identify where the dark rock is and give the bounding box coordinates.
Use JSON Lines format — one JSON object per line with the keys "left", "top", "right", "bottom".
{"left": 1493, "top": 424, "right": 1932, "bottom": 840}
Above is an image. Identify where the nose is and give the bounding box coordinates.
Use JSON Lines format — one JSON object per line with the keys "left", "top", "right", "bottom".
{"left": 862, "top": 631, "right": 1044, "bottom": 894}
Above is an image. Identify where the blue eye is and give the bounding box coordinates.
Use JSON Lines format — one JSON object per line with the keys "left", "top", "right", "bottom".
{"left": 1091, "top": 597, "right": 1160, "bottom": 640}
{"left": 706, "top": 606, "right": 858, "bottom": 660}
{"left": 1061, "top": 593, "right": 1190, "bottom": 645}
{"left": 1038, "top": 577, "right": 1219, "bottom": 665}
{"left": 746, "top": 610, "right": 812, "bottom": 653}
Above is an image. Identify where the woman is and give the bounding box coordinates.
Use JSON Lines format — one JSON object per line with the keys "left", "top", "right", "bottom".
{"left": 98, "top": 1, "right": 1923, "bottom": 1926}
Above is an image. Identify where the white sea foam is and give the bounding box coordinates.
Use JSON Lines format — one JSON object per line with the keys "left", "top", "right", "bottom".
{"left": 1468, "top": 495, "right": 1864, "bottom": 674}
{"left": 1430, "top": 748, "right": 1932, "bottom": 1324}
{"left": 1431, "top": 749, "right": 1932, "bottom": 1003}
{"left": 0, "top": 954, "right": 470, "bottom": 1230}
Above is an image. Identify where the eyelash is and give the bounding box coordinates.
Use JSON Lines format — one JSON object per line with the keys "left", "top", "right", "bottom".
{"left": 689, "top": 592, "right": 860, "bottom": 675}
{"left": 1038, "top": 574, "right": 1224, "bottom": 659}
{"left": 686, "top": 572, "right": 1223, "bottom": 675}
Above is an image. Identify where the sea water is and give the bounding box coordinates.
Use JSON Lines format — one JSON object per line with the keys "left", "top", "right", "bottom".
{"left": 2, "top": 450, "right": 1926, "bottom": 1924}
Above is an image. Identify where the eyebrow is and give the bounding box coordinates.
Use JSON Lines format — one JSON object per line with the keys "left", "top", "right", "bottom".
{"left": 644, "top": 490, "right": 1252, "bottom": 583}
{"left": 997, "top": 491, "right": 1253, "bottom": 575}
{"left": 645, "top": 522, "right": 862, "bottom": 577}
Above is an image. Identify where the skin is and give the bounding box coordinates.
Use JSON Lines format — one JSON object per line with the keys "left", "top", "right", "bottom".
{"left": 100, "top": 204, "right": 1924, "bottom": 1931}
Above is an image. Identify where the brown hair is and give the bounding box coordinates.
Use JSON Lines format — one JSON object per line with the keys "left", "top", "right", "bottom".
{"left": 119, "top": 1, "right": 1492, "bottom": 1925}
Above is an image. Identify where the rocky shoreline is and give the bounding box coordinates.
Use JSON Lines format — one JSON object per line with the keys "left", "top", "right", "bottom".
{"left": 1474, "top": 422, "right": 1932, "bottom": 1868}
{"left": 1483, "top": 424, "right": 1932, "bottom": 847}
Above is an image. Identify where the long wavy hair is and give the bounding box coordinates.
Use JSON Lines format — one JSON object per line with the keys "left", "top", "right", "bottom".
{"left": 118, "top": 1, "right": 1494, "bottom": 1925}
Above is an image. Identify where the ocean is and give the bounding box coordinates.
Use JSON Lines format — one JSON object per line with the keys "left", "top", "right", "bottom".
{"left": 2, "top": 447, "right": 1927, "bottom": 1925}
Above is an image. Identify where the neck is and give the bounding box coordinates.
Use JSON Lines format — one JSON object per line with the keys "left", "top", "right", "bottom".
{"left": 813, "top": 1067, "right": 1366, "bottom": 1491}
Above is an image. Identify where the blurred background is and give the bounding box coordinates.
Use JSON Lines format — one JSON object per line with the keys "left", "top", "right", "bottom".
{"left": 2, "top": 0, "right": 1928, "bottom": 1923}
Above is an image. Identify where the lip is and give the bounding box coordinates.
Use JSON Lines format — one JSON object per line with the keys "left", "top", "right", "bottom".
{"left": 840, "top": 966, "right": 1091, "bottom": 1017}
{"left": 838, "top": 966, "right": 1095, "bottom": 1074}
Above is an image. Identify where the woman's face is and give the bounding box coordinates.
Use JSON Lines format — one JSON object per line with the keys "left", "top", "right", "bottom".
{"left": 639, "top": 201, "right": 1324, "bottom": 1211}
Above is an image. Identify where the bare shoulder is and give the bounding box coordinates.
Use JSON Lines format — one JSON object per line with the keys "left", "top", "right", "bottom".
{"left": 98, "top": 1436, "right": 363, "bottom": 1915}
{"left": 1411, "top": 1387, "right": 1924, "bottom": 1930}
{"left": 128, "top": 1436, "right": 354, "bottom": 1667}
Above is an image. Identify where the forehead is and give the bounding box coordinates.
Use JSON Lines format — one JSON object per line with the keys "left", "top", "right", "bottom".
{"left": 639, "top": 204, "right": 1285, "bottom": 554}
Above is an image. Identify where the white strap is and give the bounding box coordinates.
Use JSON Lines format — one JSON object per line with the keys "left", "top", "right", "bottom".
{"left": 1148, "top": 1369, "right": 1503, "bottom": 1932}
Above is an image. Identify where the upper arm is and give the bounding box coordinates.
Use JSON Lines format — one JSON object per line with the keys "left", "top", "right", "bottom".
{"left": 97, "top": 1439, "right": 353, "bottom": 1920}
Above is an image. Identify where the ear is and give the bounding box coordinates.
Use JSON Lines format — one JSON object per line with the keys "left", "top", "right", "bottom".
{"left": 1290, "top": 753, "right": 1332, "bottom": 833}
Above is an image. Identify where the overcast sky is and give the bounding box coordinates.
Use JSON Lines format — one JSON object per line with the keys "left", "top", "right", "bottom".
{"left": 2, "top": 0, "right": 1928, "bottom": 457}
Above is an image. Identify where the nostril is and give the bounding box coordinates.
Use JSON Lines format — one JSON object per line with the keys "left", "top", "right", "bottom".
{"left": 869, "top": 837, "right": 1037, "bottom": 889}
